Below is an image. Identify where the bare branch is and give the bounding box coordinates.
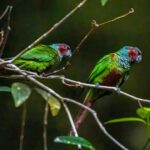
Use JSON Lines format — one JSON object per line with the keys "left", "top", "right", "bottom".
{"left": 0, "top": 66, "right": 150, "bottom": 104}
{"left": 43, "top": 102, "right": 49, "bottom": 150}
{"left": 11, "top": 0, "right": 88, "bottom": 62}
{"left": 0, "top": 5, "right": 13, "bottom": 57}
{"left": 1, "top": 66, "right": 150, "bottom": 104}
{"left": 19, "top": 104, "right": 27, "bottom": 150}
{"left": 73, "top": 8, "right": 134, "bottom": 55}
{"left": 62, "top": 102, "right": 81, "bottom": 149}
{"left": 0, "top": 6, "right": 10, "bottom": 20}
{"left": 45, "top": 75, "right": 150, "bottom": 104}
{"left": 0, "top": 31, "right": 4, "bottom": 47}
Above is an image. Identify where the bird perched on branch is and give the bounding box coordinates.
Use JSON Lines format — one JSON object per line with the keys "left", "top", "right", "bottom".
{"left": 69, "top": 46, "right": 142, "bottom": 135}
{"left": 13, "top": 43, "right": 72, "bottom": 73}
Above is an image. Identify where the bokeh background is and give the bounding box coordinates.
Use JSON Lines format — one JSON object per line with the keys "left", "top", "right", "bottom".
{"left": 0, "top": 0, "right": 150, "bottom": 149}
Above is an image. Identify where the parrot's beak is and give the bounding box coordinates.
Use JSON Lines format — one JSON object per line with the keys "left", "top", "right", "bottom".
{"left": 136, "top": 55, "right": 142, "bottom": 63}
{"left": 67, "top": 50, "right": 72, "bottom": 57}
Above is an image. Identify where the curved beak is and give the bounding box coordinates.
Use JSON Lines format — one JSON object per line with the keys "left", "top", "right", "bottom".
{"left": 66, "top": 50, "right": 72, "bottom": 57}
{"left": 136, "top": 55, "right": 142, "bottom": 63}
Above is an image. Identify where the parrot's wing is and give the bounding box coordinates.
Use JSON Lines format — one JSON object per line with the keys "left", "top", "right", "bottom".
{"left": 87, "top": 54, "right": 111, "bottom": 83}
{"left": 19, "top": 45, "right": 58, "bottom": 62}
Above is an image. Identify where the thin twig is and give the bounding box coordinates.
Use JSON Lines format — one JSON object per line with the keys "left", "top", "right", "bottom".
{"left": 46, "top": 75, "right": 150, "bottom": 104}
{"left": 0, "top": 31, "right": 4, "bottom": 47}
{"left": 19, "top": 103, "right": 27, "bottom": 150}
{"left": 0, "top": 6, "right": 10, "bottom": 20}
{"left": 0, "top": 6, "right": 13, "bottom": 57}
{"left": 11, "top": 0, "right": 88, "bottom": 62}
{"left": 62, "top": 102, "right": 81, "bottom": 149}
{"left": 73, "top": 8, "right": 134, "bottom": 55}
{"left": 1, "top": 68, "right": 150, "bottom": 104}
{"left": 43, "top": 102, "right": 49, "bottom": 150}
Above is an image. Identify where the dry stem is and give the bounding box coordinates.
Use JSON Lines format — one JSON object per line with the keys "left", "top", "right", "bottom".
{"left": 0, "top": 5, "right": 12, "bottom": 57}
{"left": 19, "top": 104, "right": 27, "bottom": 150}
{"left": 73, "top": 8, "right": 134, "bottom": 55}
{"left": 43, "top": 102, "right": 49, "bottom": 150}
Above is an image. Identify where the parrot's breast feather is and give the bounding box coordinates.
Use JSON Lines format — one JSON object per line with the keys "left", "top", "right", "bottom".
{"left": 102, "top": 69, "right": 122, "bottom": 86}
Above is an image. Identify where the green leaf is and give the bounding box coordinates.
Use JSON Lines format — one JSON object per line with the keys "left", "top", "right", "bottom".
{"left": 47, "top": 95, "right": 61, "bottom": 116}
{"left": 100, "top": 0, "right": 108, "bottom": 6}
{"left": 35, "top": 88, "right": 61, "bottom": 116}
{"left": 11, "top": 82, "right": 31, "bottom": 107}
{"left": 54, "top": 136, "right": 96, "bottom": 150}
{"left": 0, "top": 86, "right": 11, "bottom": 92}
{"left": 136, "top": 107, "right": 150, "bottom": 119}
{"left": 35, "top": 88, "right": 50, "bottom": 100}
{"left": 105, "top": 117, "right": 146, "bottom": 125}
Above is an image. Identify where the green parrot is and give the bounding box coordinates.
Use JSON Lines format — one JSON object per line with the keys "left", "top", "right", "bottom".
{"left": 13, "top": 43, "right": 72, "bottom": 73}
{"left": 69, "top": 46, "right": 142, "bottom": 135}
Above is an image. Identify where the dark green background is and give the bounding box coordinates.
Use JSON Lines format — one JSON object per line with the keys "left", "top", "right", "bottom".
{"left": 0, "top": 0, "right": 150, "bottom": 149}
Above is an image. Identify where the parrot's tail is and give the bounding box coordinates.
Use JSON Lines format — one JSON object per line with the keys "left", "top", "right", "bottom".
{"left": 69, "top": 100, "right": 93, "bottom": 136}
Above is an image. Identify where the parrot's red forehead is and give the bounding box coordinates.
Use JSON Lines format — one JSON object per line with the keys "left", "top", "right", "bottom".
{"left": 128, "top": 47, "right": 141, "bottom": 59}
{"left": 58, "top": 44, "right": 68, "bottom": 54}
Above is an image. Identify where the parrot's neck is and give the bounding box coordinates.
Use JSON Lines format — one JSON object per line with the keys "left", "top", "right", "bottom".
{"left": 117, "top": 55, "right": 130, "bottom": 70}
{"left": 50, "top": 44, "right": 62, "bottom": 61}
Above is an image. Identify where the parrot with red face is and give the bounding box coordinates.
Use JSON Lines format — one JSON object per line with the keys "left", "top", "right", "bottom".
{"left": 69, "top": 46, "right": 142, "bottom": 135}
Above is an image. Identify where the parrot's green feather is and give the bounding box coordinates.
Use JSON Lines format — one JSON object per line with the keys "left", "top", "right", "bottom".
{"left": 69, "top": 46, "right": 142, "bottom": 135}
{"left": 13, "top": 45, "right": 60, "bottom": 72}
{"left": 87, "top": 54, "right": 111, "bottom": 83}
{"left": 19, "top": 45, "right": 59, "bottom": 62}
{"left": 85, "top": 53, "right": 128, "bottom": 102}
{"left": 14, "top": 60, "right": 51, "bottom": 73}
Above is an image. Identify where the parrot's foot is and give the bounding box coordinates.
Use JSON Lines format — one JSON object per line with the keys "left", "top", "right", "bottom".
{"left": 95, "top": 83, "right": 100, "bottom": 87}
{"left": 115, "top": 87, "right": 121, "bottom": 94}
{"left": 40, "top": 72, "right": 47, "bottom": 77}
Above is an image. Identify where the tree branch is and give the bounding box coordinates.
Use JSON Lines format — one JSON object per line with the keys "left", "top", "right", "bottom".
{"left": 0, "top": 5, "right": 13, "bottom": 57}
{"left": 1, "top": 70, "right": 150, "bottom": 104}
{"left": 62, "top": 102, "right": 81, "bottom": 149}
{"left": 73, "top": 8, "right": 134, "bottom": 55}
{"left": 43, "top": 102, "right": 49, "bottom": 150}
{"left": 45, "top": 75, "right": 150, "bottom": 104}
{"left": 0, "top": 31, "right": 4, "bottom": 48}
{"left": 19, "top": 104, "right": 27, "bottom": 150}
{"left": 1, "top": 69, "right": 150, "bottom": 104}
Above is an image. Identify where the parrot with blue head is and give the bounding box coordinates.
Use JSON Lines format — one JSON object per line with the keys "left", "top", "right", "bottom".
{"left": 69, "top": 46, "right": 142, "bottom": 135}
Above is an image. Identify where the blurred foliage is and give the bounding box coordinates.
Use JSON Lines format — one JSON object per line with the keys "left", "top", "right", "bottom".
{"left": 0, "top": 0, "right": 150, "bottom": 149}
